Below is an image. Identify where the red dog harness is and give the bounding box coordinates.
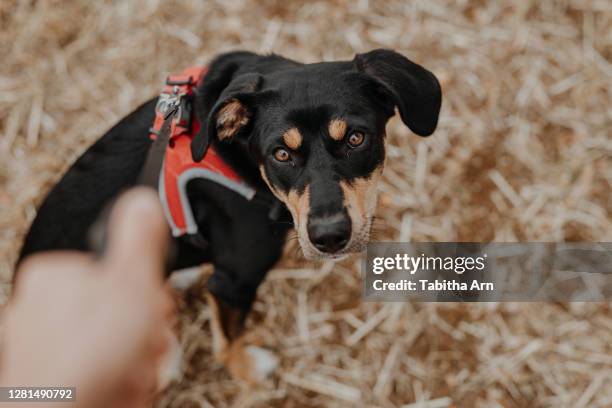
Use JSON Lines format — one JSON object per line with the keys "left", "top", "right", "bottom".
{"left": 149, "top": 67, "right": 255, "bottom": 238}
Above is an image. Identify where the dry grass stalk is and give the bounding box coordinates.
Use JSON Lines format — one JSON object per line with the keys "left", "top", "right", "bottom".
{"left": 1, "top": 0, "right": 611, "bottom": 406}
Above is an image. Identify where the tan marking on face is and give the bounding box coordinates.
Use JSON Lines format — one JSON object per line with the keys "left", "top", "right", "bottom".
{"left": 259, "top": 165, "right": 320, "bottom": 257}
{"left": 340, "top": 165, "right": 384, "bottom": 250}
{"left": 286, "top": 188, "right": 310, "bottom": 228}
{"left": 259, "top": 165, "right": 283, "bottom": 201}
{"left": 216, "top": 99, "right": 250, "bottom": 140}
{"left": 328, "top": 118, "right": 347, "bottom": 141}
{"left": 259, "top": 166, "right": 309, "bottom": 223}
{"left": 282, "top": 127, "right": 302, "bottom": 150}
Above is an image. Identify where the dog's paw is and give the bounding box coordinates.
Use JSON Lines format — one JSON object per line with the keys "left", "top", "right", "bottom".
{"left": 168, "top": 267, "right": 204, "bottom": 291}
{"left": 245, "top": 345, "right": 279, "bottom": 379}
{"left": 156, "top": 330, "right": 183, "bottom": 390}
{"left": 224, "top": 341, "right": 279, "bottom": 384}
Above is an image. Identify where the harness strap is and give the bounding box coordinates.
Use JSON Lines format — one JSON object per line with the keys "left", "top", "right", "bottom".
{"left": 141, "top": 69, "right": 212, "bottom": 249}
{"left": 89, "top": 111, "right": 179, "bottom": 257}
{"left": 139, "top": 107, "right": 177, "bottom": 188}
{"left": 144, "top": 66, "right": 259, "bottom": 249}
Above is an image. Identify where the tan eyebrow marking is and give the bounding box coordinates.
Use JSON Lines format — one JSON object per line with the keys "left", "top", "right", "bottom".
{"left": 328, "top": 119, "right": 347, "bottom": 141}
{"left": 282, "top": 127, "right": 303, "bottom": 150}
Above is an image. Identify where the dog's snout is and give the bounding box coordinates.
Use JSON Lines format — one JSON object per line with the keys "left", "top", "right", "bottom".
{"left": 307, "top": 212, "right": 351, "bottom": 253}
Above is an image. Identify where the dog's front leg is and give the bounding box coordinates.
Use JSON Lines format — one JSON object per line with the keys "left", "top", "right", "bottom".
{"left": 207, "top": 292, "right": 278, "bottom": 383}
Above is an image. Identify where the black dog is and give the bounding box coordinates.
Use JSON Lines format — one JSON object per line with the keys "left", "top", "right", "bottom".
{"left": 18, "top": 49, "right": 441, "bottom": 382}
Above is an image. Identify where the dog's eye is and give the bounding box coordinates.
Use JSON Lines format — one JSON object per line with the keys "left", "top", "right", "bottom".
{"left": 347, "top": 132, "right": 365, "bottom": 148}
{"left": 273, "top": 148, "right": 291, "bottom": 162}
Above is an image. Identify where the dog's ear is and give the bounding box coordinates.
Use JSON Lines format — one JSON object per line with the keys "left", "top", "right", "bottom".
{"left": 192, "top": 74, "right": 263, "bottom": 162}
{"left": 354, "top": 49, "right": 442, "bottom": 136}
{"left": 191, "top": 51, "right": 263, "bottom": 162}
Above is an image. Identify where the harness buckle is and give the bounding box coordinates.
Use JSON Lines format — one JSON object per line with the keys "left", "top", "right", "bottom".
{"left": 174, "top": 93, "right": 192, "bottom": 128}
{"left": 156, "top": 93, "right": 180, "bottom": 118}
{"left": 155, "top": 91, "right": 192, "bottom": 134}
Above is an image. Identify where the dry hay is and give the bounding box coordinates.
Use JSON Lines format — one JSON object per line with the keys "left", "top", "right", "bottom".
{"left": 1, "top": 0, "right": 611, "bottom": 407}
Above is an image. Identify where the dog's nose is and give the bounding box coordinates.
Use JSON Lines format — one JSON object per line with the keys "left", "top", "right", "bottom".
{"left": 307, "top": 213, "right": 351, "bottom": 253}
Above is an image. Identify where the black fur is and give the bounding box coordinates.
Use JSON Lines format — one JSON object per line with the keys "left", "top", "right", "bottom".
{"left": 18, "top": 49, "right": 441, "bottom": 314}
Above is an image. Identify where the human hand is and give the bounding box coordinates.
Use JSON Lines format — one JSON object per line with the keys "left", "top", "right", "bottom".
{"left": 0, "top": 188, "right": 174, "bottom": 408}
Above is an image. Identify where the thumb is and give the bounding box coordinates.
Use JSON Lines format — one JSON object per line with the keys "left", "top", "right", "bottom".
{"left": 103, "top": 187, "right": 169, "bottom": 281}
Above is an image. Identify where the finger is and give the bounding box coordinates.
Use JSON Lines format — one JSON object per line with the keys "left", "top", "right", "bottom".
{"left": 119, "top": 354, "right": 158, "bottom": 403}
{"left": 103, "top": 187, "right": 169, "bottom": 282}
{"left": 162, "top": 285, "right": 177, "bottom": 321}
{"left": 113, "top": 370, "right": 155, "bottom": 408}
{"left": 14, "top": 251, "right": 95, "bottom": 295}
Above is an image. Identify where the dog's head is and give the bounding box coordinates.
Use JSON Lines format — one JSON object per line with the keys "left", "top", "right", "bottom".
{"left": 191, "top": 50, "right": 441, "bottom": 260}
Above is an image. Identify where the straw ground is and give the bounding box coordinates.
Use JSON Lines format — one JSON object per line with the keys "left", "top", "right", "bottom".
{"left": 1, "top": 1, "right": 610, "bottom": 407}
